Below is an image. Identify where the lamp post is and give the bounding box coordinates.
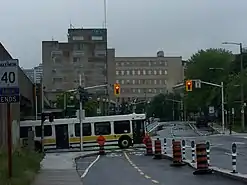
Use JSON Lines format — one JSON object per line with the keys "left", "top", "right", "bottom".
{"left": 102, "top": 98, "right": 106, "bottom": 115}
{"left": 222, "top": 42, "right": 245, "bottom": 131}
{"left": 106, "top": 98, "right": 109, "bottom": 115}
{"left": 97, "top": 97, "right": 100, "bottom": 115}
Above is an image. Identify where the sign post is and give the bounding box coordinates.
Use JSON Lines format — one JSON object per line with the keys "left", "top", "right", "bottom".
{"left": 0, "top": 59, "right": 20, "bottom": 178}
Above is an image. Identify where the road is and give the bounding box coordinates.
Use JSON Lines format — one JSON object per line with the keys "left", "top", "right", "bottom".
{"left": 76, "top": 149, "right": 246, "bottom": 185}
{"left": 156, "top": 121, "right": 247, "bottom": 174}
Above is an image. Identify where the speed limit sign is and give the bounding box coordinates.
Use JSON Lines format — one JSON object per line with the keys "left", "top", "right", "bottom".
{"left": 0, "top": 59, "right": 19, "bottom": 103}
{"left": 0, "top": 59, "right": 19, "bottom": 88}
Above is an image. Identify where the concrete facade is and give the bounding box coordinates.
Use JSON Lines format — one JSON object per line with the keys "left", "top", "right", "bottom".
{"left": 115, "top": 52, "right": 184, "bottom": 102}
{"left": 42, "top": 28, "right": 115, "bottom": 102}
{"left": 0, "top": 42, "right": 35, "bottom": 149}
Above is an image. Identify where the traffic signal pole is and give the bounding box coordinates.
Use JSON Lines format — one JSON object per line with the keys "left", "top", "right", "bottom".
{"left": 199, "top": 80, "right": 225, "bottom": 134}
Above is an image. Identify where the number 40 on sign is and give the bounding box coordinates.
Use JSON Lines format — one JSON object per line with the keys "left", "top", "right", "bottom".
{"left": 0, "top": 59, "right": 19, "bottom": 103}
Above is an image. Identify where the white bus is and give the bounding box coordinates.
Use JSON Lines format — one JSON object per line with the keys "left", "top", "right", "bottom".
{"left": 20, "top": 113, "right": 146, "bottom": 151}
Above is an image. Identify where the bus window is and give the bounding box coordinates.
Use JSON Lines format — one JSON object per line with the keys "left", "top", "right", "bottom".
{"left": 114, "top": 120, "right": 130, "bottom": 134}
{"left": 35, "top": 125, "right": 52, "bottom": 137}
{"left": 20, "top": 126, "right": 32, "bottom": 138}
{"left": 74, "top": 123, "right": 91, "bottom": 137}
{"left": 94, "top": 122, "right": 111, "bottom": 135}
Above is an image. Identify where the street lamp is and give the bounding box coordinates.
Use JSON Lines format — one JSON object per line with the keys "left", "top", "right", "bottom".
{"left": 103, "top": 98, "right": 106, "bottom": 115}
{"left": 222, "top": 42, "right": 245, "bottom": 131}
{"left": 106, "top": 98, "right": 109, "bottom": 115}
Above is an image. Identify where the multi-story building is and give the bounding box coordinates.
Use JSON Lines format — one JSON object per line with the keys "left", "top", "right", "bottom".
{"left": 115, "top": 51, "right": 184, "bottom": 102}
{"left": 23, "top": 63, "right": 43, "bottom": 83}
{"left": 42, "top": 28, "right": 115, "bottom": 102}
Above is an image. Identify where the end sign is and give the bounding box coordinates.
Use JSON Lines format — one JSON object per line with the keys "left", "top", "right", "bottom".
{"left": 0, "top": 59, "right": 20, "bottom": 103}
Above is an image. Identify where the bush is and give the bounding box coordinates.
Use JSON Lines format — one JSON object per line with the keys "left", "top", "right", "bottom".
{"left": 0, "top": 148, "right": 43, "bottom": 185}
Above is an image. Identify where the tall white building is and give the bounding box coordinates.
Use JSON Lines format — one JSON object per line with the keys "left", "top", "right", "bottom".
{"left": 23, "top": 63, "right": 43, "bottom": 83}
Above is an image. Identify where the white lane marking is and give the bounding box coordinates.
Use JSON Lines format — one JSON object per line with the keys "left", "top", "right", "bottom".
{"left": 81, "top": 155, "right": 100, "bottom": 178}
{"left": 235, "top": 142, "right": 245, "bottom": 145}
{"left": 152, "top": 179, "right": 159, "bottom": 183}
{"left": 225, "top": 152, "right": 232, "bottom": 156}
{"left": 145, "top": 175, "right": 151, "bottom": 179}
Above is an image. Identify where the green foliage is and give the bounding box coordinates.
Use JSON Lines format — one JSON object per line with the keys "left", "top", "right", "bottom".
{"left": 147, "top": 93, "right": 181, "bottom": 120}
{"left": 84, "top": 100, "right": 98, "bottom": 117}
{"left": 56, "top": 92, "right": 77, "bottom": 109}
{"left": 0, "top": 148, "right": 43, "bottom": 185}
{"left": 184, "top": 48, "right": 233, "bottom": 112}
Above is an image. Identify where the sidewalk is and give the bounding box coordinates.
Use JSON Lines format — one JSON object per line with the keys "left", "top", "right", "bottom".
{"left": 32, "top": 151, "right": 96, "bottom": 185}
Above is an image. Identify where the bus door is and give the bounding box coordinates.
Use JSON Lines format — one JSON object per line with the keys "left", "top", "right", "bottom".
{"left": 132, "top": 119, "right": 145, "bottom": 144}
{"left": 55, "top": 124, "right": 69, "bottom": 149}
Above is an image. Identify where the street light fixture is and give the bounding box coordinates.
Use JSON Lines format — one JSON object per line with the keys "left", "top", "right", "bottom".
{"left": 222, "top": 42, "right": 245, "bottom": 131}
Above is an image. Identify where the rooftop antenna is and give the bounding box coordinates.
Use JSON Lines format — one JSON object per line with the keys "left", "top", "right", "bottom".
{"left": 52, "top": 36, "right": 54, "bottom": 41}
{"left": 104, "top": 0, "right": 107, "bottom": 28}
{"left": 69, "top": 19, "right": 75, "bottom": 29}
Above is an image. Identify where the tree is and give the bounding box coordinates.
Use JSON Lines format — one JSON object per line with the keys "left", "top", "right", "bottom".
{"left": 185, "top": 48, "right": 233, "bottom": 114}
{"left": 84, "top": 100, "right": 98, "bottom": 117}
{"left": 147, "top": 93, "right": 180, "bottom": 121}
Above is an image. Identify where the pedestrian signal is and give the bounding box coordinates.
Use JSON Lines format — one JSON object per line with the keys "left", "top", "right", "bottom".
{"left": 114, "top": 83, "right": 120, "bottom": 96}
{"left": 186, "top": 80, "right": 192, "bottom": 92}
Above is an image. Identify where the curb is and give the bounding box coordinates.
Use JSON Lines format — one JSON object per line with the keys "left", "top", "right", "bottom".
{"left": 188, "top": 122, "right": 204, "bottom": 136}
{"left": 162, "top": 154, "right": 247, "bottom": 183}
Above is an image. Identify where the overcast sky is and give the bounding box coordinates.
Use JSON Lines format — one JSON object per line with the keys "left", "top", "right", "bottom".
{"left": 1, "top": 0, "right": 247, "bottom": 68}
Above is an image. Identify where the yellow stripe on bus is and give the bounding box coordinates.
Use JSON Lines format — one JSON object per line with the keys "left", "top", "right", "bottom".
{"left": 42, "top": 134, "right": 133, "bottom": 145}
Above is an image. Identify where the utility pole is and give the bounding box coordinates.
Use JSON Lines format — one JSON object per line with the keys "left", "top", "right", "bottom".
{"left": 240, "top": 43, "right": 245, "bottom": 132}
{"left": 222, "top": 42, "right": 245, "bottom": 131}
{"left": 78, "top": 74, "right": 85, "bottom": 151}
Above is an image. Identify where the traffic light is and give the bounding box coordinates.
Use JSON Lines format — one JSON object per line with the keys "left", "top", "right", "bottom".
{"left": 114, "top": 83, "right": 120, "bottom": 96}
{"left": 186, "top": 80, "right": 193, "bottom": 92}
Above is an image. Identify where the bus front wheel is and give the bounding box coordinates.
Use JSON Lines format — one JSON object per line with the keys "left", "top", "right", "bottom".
{"left": 118, "top": 136, "right": 131, "bottom": 149}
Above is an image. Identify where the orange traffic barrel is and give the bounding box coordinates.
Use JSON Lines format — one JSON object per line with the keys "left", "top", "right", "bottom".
{"left": 97, "top": 135, "right": 106, "bottom": 155}
{"left": 153, "top": 138, "right": 162, "bottom": 159}
{"left": 170, "top": 140, "right": 186, "bottom": 166}
{"left": 193, "top": 143, "right": 212, "bottom": 175}
{"left": 145, "top": 138, "right": 153, "bottom": 156}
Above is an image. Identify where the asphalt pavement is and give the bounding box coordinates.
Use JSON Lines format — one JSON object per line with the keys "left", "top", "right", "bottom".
{"left": 76, "top": 149, "right": 246, "bottom": 185}
{"left": 156, "top": 121, "right": 247, "bottom": 174}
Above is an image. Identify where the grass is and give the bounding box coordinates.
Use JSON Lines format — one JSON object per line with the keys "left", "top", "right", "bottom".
{"left": 0, "top": 148, "right": 43, "bottom": 185}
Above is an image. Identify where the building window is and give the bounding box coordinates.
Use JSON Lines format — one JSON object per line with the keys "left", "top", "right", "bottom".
{"left": 149, "top": 61, "right": 151, "bottom": 66}
{"left": 165, "top": 61, "right": 168, "bottom": 66}
{"left": 121, "top": 70, "right": 125, "bottom": 75}
{"left": 159, "top": 70, "right": 162, "bottom": 75}
{"left": 133, "top": 88, "right": 136, "bottom": 93}
{"left": 148, "top": 89, "right": 152, "bottom": 93}
{"left": 126, "top": 70, "right": 130, "bottom": 75}
{"left": 138, "top": 89, "right": 141, "bottom": 93}
{"left": 164, "top": 69, "right": 168, "bottom": 75}
{"left": 73, "top": 57, "right": 80, "bottom": 63}
{"left": 73, "top": 36, "right": 84, "bottom": 40}
{"left": 92, "top": 36, "right": 103, "bottom": 40}
{"left": 159, "top": 79, "right": 162, "bottom": 84}
{"left": 53, "top": 77, "right": 63, "bottom": 83}
{"left": 154, "top": 70, "right": 157, "bottom": 75}
{"left": 132, "top": 70, "right": 135, "bottom": 75}
{"left": 154, "top": 89, "right": 157, "bottom": 93}
{"left": 137, "top": 70, "right": 141, "bottom": 75}
{"left": 126, "top": 80, "right": 130, "bottom": 84}
{"left": 154, "top": 79, "right": 157, "bottom": 85}
{"left": 121, "top": 80, "right": 124, "bottom": 84}
{"left": 138, "top": 80, "right": 141, "bottom": 84}
{"left": 53, "top": 57, "right": 62, "bottom": 64}
{"left": 132, "top": 79, "right": 135, "bottom": 84}
{"left": 116, "top": 79, "right": 119, "bottom": 83}
{"left": 148, "top": 70, "right": 152, "bottom": 75}
{"left": 164, "top": 80, "right": 167, "bottom": 85}
{"left": 94, "top": 122, "right": 111, "bottom": 135}
{"left": 143, "top": 70, "right": 146, "bottom": 75}
{"left": 116, "top": 71, "right": 119, "bottom": 75}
